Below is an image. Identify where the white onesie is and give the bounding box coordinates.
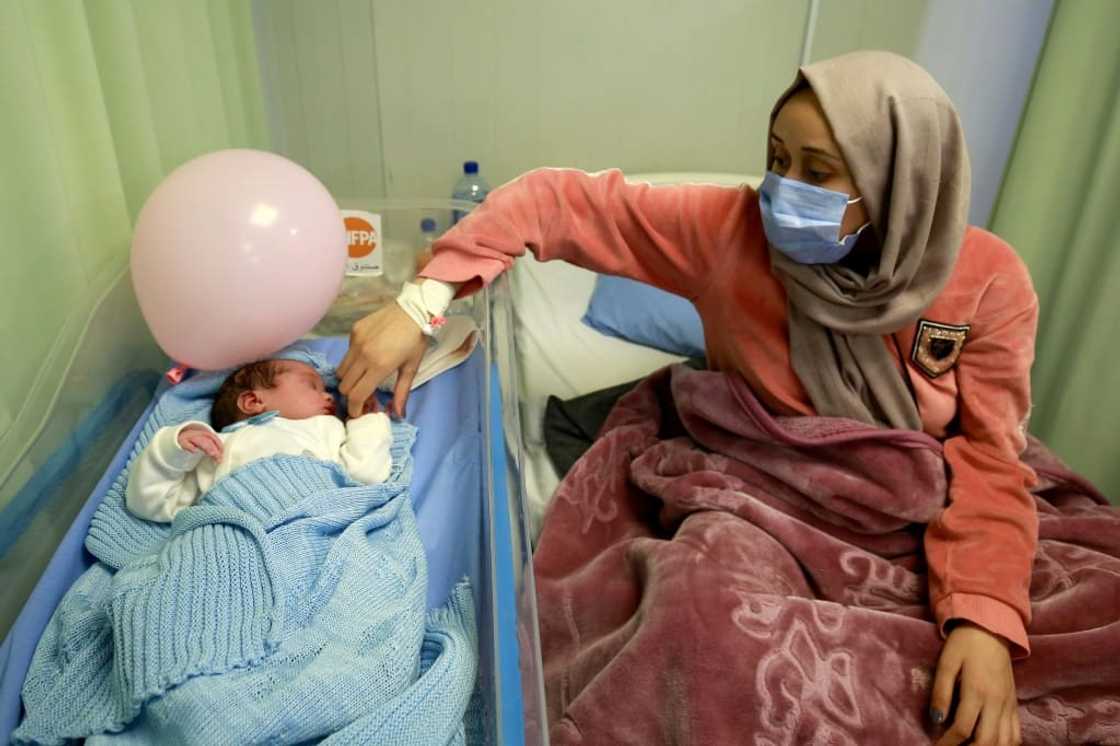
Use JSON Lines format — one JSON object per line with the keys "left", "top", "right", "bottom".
{"left": 125, "top": 412, "right": 393, "bottom": 522}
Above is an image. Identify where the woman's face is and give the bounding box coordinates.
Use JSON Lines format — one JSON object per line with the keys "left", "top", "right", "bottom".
{"left": 769, "top": 88, "right": 870, "bottom": 239}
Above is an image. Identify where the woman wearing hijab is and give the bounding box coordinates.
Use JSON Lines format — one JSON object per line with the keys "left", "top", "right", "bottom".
{"left": 339, "top": 51, "right": 1036, "bottom": 745}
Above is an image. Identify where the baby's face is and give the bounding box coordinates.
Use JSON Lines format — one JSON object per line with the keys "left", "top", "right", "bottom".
{"left": 256, "top": 361, "right": 336, "bottom": 420}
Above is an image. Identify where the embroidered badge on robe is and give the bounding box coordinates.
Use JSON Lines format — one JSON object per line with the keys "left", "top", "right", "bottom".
{"left": 911, "top": 319, "right": 970, "bottom": 378}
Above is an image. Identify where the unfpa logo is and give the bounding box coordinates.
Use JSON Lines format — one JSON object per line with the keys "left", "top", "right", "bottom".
{"left": 345, "top": 215, "right": 379, "bottom": 259}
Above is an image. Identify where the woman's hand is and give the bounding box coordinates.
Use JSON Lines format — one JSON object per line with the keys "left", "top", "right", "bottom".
{"left": 338, "top": 302, "right": 427, "bottom": 419}
{"left": 931, "top": 622, "right": 1020, "bottom": 746}
{"left": 178, "top": 425, "right": 223, "bottom": 462}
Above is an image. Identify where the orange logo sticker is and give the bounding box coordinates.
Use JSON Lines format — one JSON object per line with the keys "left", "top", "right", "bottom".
{"left": 345, "top": 215, "right": 379, "bottom": 259}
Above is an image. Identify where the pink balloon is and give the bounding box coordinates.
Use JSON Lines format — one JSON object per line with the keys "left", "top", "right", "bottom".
{"left": 131, "top": 150, "right": 346, "bottom": 370}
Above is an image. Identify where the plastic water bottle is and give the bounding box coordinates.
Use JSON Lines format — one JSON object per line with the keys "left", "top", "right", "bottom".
{"left": 416, "top": 217, "right": 438, "bottom": 273}
{"left": 451, "top": 160, "right": 490, "bottom": 225}
{"left": 420, "top": 217, "right": 438, "bottom": 244}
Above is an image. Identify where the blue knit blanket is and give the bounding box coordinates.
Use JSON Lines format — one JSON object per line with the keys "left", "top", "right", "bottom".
{"left": 13, "top": 347, "right": 478, "bottom": 745}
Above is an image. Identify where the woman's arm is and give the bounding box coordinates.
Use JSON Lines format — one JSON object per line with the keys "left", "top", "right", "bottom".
{"left": 925, "top": 254, "right": 1040, "bottom": 658}
{"left": 421, "top": 167, "right": 745, "bottom": 299}
{"left": 925, "top": 245, "right": 1038, "bottom": 745}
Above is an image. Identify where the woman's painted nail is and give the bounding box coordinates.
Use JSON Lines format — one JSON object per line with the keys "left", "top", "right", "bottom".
{"left": 930, "top": 708, "right": 945, "bottom": 725}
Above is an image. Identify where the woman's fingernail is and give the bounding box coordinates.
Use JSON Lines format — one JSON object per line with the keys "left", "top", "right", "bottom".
{"left": 929, "top": 708, "right": 945, "bottom": 725}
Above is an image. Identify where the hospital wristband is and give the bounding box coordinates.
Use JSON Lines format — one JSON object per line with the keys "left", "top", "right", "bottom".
{"left": 395, "top": 279, "right": 456, "bottom": 336}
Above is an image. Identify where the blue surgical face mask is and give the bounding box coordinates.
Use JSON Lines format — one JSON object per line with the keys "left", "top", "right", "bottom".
{"left": 758, "top": 170, "right": 870, "bottom": 265}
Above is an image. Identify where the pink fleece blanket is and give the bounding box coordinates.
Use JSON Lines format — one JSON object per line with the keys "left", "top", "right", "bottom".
{"left": 531, "top": 364, "right": 1120, "bottom": 745}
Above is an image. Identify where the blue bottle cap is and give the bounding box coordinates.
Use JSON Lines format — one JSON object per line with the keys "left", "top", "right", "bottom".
{"left": 420, "top": 217, "right": 437, "bottom": 232}
{"left": 463, "top": 160, "right": 479, "bottom": 175}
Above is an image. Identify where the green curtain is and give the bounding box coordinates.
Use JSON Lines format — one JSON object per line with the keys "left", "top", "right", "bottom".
{"left": 989, "top": 0, "right": 1120, "bottom": 501}
{"left": 0, "top": 0, "right": 267, "bottom": 505}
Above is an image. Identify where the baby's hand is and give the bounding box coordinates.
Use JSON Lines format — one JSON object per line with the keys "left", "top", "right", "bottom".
{"left": 178, "top": 425, "right": 223, "bottom": 462}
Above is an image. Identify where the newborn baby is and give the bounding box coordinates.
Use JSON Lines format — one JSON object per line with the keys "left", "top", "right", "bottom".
{"left": 126, "top": 358, "right": 391, "bottom": 522}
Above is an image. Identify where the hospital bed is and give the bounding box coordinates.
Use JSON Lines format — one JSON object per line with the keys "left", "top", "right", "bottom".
{"left": 496, "top": 171, "right": 1120, "bottom": 744}
{"left": 0, "top": 200, "right": 547, "bottom": 745}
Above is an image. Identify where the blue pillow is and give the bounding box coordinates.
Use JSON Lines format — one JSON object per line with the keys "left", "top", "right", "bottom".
{"left": 581, "top": 275, "right": 705, "bottom": 358}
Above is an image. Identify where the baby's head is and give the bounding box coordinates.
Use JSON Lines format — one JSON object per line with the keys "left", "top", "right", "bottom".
{"left": 211, "top": 359, "right": 336, "bottom": 431}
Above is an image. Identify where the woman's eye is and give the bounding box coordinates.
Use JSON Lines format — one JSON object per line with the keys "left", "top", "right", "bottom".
{"left": 808, "top": 170, "right": 831, "bottom": 183}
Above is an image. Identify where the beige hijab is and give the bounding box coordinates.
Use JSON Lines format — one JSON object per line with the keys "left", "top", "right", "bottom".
{"left": 767, "top": 50, "right": 971, "bottom": 430}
